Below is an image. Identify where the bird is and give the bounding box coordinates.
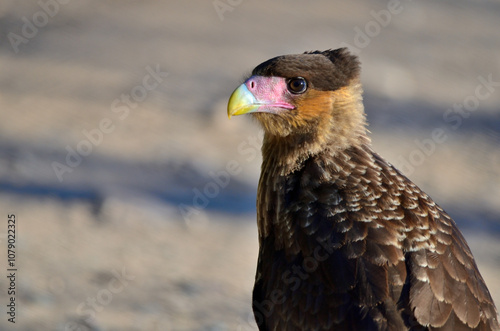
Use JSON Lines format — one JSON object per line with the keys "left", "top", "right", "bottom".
{"left": 227, "top": 48, "right": 500, "bottom": 330}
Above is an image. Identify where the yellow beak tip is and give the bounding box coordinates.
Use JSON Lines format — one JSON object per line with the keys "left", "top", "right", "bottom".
{"left": 227, "top": 83, "right": 258, "bottom": 118}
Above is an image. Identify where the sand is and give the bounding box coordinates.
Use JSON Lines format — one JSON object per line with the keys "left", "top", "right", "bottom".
{"left": 0, "top": 0, "right": 499, "bottom": 330}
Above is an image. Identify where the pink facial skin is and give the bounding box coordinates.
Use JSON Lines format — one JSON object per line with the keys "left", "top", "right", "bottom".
{"left": 244, "top": 76, "right": 296, "bottom": 114}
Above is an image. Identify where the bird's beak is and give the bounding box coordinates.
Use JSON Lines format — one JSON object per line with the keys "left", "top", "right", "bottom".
{"left": 227, "top": 83, "right": 260, "bottom": 118}
{"left": 228, "top": 76, "right": 295, "bottom": 119}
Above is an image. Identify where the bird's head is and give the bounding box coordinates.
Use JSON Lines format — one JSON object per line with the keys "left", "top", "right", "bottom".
{"left": 228, "top": 48, "right": 367, "bottom": 151}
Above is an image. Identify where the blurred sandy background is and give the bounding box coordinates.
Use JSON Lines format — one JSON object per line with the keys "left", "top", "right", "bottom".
{"left": 0, "top": 0, "right": 499, "bottom": 330}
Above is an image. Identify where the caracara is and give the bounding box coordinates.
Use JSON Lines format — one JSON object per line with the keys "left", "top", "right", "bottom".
{"left": 227, "top": 48, "right": 499, "bottom": 330}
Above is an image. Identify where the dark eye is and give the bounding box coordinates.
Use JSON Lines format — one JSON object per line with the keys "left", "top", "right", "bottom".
{"left": 287, "top": 77, "right": 307, "bottom": 94}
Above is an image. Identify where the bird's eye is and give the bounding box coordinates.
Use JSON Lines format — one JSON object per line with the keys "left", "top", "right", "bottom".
{"left": 287, "top": 77, "right": 307, "bottom": 94}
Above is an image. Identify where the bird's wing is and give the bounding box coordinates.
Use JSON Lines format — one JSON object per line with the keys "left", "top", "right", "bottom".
{"left": 399, "top": 206, "right": 500, "bottom": 330}
{"left": 294, "top": 148, "right": 499, "bottom": 329}
{"left": 352, "top": 150, "right": 499, "bottom": 330}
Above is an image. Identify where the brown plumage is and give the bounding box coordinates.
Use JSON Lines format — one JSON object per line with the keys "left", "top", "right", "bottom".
{"left": 227, "top": 48, "right": 499, "bottom": 330}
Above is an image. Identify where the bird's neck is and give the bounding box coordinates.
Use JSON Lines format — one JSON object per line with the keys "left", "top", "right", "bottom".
{"left": 261, "top": 128, "right": 371, "bottom": 176}
{"left": 257, "top": 132, "right": 374, "bottom": 245}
